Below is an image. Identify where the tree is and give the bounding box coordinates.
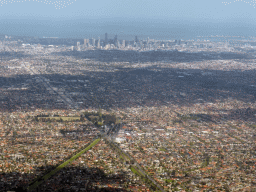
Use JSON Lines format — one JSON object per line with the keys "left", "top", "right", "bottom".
{"left": 104, "top": 114, "right": 117, "bottom": 125}
{"left": 171, "top": 170, "right": 176, "bottom": 177}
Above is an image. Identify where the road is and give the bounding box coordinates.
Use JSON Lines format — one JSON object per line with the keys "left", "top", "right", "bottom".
{"left": 104, "top": 137, "right": 165, "bottom": 192}
{"left": 23, "top": 62, "right": 165, "bottom": 191}
{"left": 24, "top": 62, "right": 78, "bottom": 109}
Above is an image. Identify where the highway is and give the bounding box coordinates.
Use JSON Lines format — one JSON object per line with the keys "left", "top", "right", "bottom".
{"left": 24, "top": 62, "right": 78, "bottom": 109}
{"left": 23, "top": 62, "right": 165, "bottom": 191}
{"left": 103, "top": 137, "right": 165, "bottom": 192}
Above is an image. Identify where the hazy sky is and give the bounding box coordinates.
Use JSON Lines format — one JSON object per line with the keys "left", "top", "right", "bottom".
{"left": 0, "top": 0, "right": 255, "bottom": 22}
{"left": 1, "top": 0, "right": 256, "bottom": 39}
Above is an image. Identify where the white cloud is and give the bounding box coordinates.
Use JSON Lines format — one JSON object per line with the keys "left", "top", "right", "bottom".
{"left": 222, "top": 0, "right": 256, "bottom": 8}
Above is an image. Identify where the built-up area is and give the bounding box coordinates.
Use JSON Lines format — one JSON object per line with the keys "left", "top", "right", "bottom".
{"left": 0, "top": 35, "right": 256, "bottom": 191}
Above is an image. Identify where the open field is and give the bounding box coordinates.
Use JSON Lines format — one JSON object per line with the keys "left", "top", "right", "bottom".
{"left": 37, "top": 116, "right": 81, "bottom": 121}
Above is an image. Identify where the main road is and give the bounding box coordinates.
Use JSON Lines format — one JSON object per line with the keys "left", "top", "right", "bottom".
{"left": 103, "top": 137, "right": 165, "bottom": 192}
{"left": 24, "top": 62, "right": 79, "bottom": 109}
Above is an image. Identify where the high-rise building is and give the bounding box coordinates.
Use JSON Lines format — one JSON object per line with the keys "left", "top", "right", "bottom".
{"left": 84, "top": 39, "right": 89, "bottom": 47}
{"left": 105, "top": 33, "right": 108, "bottom": 46}
{"left": 122, "top": 40, "right": 125, "bottom": 48}
{"left": 92, "top": 38, "right": 95, "bottom": 47}
{"left": 175, "top": 40, "right": 181, "bottom": 45}
{"left": 135, "top": 36, "right": 138, "bottom": 43}
{"left": 114, "top": 35, "right": 118, "bottom": 47}
{"left": 98, "top": 37, "right": 101, "bottom": 49}
{"left": 146, "top": 37, "right": 150, "bottom": 49}
{"left": 77, "top": 41, "right": 81, "bottom": 51}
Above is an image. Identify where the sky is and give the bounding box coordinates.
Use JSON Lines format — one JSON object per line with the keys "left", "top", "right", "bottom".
{"left": 0, "top": 0, "right": 256, "bottom": 39}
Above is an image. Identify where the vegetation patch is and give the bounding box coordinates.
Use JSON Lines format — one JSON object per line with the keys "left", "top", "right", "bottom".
{"left": 83, "top": 111, "right": 120, "bottom": 127}
{"left": 159, "top": 148, "right": 167, "bottom": 152}
{"left": 35, "top": 115, "right": 82, "bottom": 122}
{"left": 131, "top": 166, "right": 143, "bottom": 176}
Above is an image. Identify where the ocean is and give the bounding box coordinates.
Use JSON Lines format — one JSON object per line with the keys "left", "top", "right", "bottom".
{"left": 0, "top": 18, "right": 256, "bottom": 40}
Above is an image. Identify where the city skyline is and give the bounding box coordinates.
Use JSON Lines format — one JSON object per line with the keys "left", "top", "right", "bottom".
{"left": 1, "top": 1, "right": 256, "bottom": 191}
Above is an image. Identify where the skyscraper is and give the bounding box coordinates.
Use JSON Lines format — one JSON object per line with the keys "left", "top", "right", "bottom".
{"left": 77, "top": 41, "right": 81, "bottom": 51}
{"left": 98, "top": 37, "right": 101, "bottom": 49}
{"left": 135, "top": 36, "right": 138, "bottom": 43}
{"left": 84, "top": 39, "right": 89, "bottom": 47}
{"left": 105, "top": 33, "right": 108, "bottom": 46}
{"left": 114, "top": 35, "right": 118, "bottom": 47}
{"left": 117, "top": 40, "right": 120, "bottom": 48}
{"left": 92, "top": 38, "right": 95, "bottom": 47}
{"left": 122, "top": 40, "right": 125, "bottom": 48}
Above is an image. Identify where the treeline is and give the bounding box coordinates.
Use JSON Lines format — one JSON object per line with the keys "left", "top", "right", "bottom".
{"left": 33, "top": 111, "right": 120, "bottom": 125}
{"left": 83, "top": 111, "right": 119, "bottom": 127}
{"left": 33, "top": 115, "right": 82, "bottom": 122}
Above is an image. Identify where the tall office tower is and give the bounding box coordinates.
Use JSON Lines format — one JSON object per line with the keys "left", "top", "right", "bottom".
{"left": 147, "top": 37, "right": 150, "bottom": 49}
{"left": 77, "top": 41, "right": 81, "bottom": 51}
{"left": 175, "top": 39, "right": 181, "bottom": 45}
{"left": 88, "top": 39, "right": 91, "bottom": 47}
{"left": 139, "top": 40, "right": 143, "bottom": 49}
{"left": 122, "top": 40, "right": 125, "bottom": 48}
{"left": 92, "top": 38, "right": 96, "bottom": 47}
{"left": 97, "top": 37, "right": 101, "bottom": 49}
{"left": 84, "top": 39, "right": 89, "bottom": 47}
{"left": 117, "top": 40, "right": 120, "bottom": 48}
{"left": 135, "top": 36, "right": 138, "bottom": 43}
{"left": 114, "top": 35, "right": 118, "bottom": 47}
{"left": 135, "top": 42, "right": 138, "bottom": 48}
{"left": 105, "top": 33, "right": 108, "bottom": 46}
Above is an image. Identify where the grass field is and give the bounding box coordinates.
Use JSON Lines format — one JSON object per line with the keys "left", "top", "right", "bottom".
{"left": 130, "top": 166, "right": 144, "bottom": 177}
{"left": 27, "top": 138, "right": 101, "bottom": 191}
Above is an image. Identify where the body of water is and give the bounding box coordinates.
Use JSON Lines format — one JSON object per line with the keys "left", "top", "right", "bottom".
{"left": 1, "top": 19, "right": 256, "bottom": 40}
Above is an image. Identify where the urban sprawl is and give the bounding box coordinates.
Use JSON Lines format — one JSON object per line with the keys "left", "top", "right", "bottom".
{"left": 0, "top": 34, "right": 256, "bottom": 191}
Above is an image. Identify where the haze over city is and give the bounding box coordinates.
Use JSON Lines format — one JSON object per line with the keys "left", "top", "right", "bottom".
{"left": 1, "top": 0, "right": 256, "bottom": 39}
{"left": 0, "top": 0, "right": 256, "bottom": 192}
